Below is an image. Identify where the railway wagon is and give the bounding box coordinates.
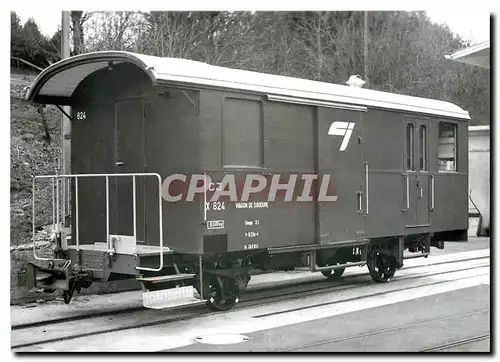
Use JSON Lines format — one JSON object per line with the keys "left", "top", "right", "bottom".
{"left": 24, "top": 51, "right": 469, "bottom": 311}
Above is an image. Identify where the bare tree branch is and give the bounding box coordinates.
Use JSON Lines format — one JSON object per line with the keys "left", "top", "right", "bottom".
{"left": 10, "top": 56, "right": 43, "bottom": 72}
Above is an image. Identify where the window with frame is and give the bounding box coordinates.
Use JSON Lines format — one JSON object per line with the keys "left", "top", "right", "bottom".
{"left": 406, "top": 123, "right": 414, "bottom": 171}
{"left": 438, "top": 122, "right": 457, "bottom": 172}
{"left": 419, "top": 125, "right": 427, "bottom": 171}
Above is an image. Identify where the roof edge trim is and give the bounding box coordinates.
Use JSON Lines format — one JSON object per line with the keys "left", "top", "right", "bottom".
{"left": 445, "top": 40, "right": 490, "bottom": 61}
{"left": 267, "top": 94, "right": 367, "bottom": 112}
{"left": 157, "top": 75, "right": 471, "bottom": 120}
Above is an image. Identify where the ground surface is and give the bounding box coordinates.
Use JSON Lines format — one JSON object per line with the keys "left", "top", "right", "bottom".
{"left": 172, "top": 285, "right": 489, "bottom": 352}
{"left": 11, "top": 237, "right": 490, "bottom": 353}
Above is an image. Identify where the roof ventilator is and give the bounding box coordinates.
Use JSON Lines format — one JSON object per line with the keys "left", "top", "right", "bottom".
{"left": 346, "top": 75, "right": 366, "bottom": 88}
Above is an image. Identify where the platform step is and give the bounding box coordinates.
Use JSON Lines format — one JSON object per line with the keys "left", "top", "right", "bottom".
{"left": 137, "top": 273, "right": 195, "bottom": 283}
{"left": 143, "top": 285, "right": 205, "bottom": 309}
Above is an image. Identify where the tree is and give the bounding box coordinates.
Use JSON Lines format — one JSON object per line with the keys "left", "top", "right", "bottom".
{"left": 70, "top": 11, "right": 90, "bottom": 55}
{"left": 85, "top": 12, "right": 143, "bottom": 52}
{"left": 12, "top": 11, "right": 487, "bottom": 124}
{"left": 10, "top": 12, "right": 61, "bottom": 70}
{"left": 11, "top": 12, "right": 25, "bottom": 59}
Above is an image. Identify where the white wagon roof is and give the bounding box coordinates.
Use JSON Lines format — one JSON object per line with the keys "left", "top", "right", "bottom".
{"left": 26, "top": 51, "right": 470, "bottom": 120}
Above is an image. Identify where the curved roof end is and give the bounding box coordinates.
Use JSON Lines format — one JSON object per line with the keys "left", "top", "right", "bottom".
{"left": 26, "top": 51, "right": 157, "bottom": 104}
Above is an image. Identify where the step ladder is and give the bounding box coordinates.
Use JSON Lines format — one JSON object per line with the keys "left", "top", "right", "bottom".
{"left": 138, "top": 266, "right": 206, "bottom": 309}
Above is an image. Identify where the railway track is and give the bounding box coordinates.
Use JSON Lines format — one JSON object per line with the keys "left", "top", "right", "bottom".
{"left": 12, "top": 253, "right": 489, "bottom": 330}
{"left": 11, "top": 256, "right": 489, "bottom": 350}
{"left": 420, "top": 334, "right": 490, "bottom": 352}
{"left": 277, "top": 310, "right": 490, "bottom": 352}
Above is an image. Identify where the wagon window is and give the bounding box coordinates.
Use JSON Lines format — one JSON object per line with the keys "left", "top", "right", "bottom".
{"left": 223, "top": 98, "right": 262, "bottom": 167}
{"left": 419, "top": 125, "right": 427, "bottom": 171}
{"left": 438, "top": 122, "right": 457, "bottom": 172}
{"left": 406, "top": 123, "right": 414, "bottom": 171}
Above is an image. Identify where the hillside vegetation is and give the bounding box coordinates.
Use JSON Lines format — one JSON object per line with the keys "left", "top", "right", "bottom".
{"left": 10, "top": 71, "right": 61, "bottom": 245}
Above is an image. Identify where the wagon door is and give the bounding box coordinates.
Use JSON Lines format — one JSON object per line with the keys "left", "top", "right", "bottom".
{"left": 112, "top": 99, "right": 146, "bottom": 241}
{"left": 404, "top": 119, "right": 430, "bottom": 228}
{"left": 317, "top": 107, "right": 365, "bottom": 244}
{"left": 416, "top": 120, "right": 430, "bottom": 226}
{"left": 71, "top": 104, "right": 115, "bottom": 243}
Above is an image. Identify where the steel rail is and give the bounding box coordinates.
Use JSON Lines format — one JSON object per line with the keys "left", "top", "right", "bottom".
{"left": 11, "top": 262, "right": 489, "bottom": 349}
{"left": 419, "top": 334, "right": 490, "bottom": 352}
{"left": 278, "top": 310, "right": 489, "bottom": 352}
{"left": 12, "top": 254, "right": 489, "bottom": 331}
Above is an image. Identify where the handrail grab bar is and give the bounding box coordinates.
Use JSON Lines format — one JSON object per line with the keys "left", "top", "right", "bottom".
{"left": 364, "top": 162, "right": 369, "bottom": 215}
{"left": 406, "top": 175, "right": 410, "bottom": 210}
{"left": 430, "top": 175, "right": 435, "bottom": 211}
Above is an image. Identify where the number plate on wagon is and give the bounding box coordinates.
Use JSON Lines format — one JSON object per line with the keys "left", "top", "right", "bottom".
{"left": 207, "top": 220, "right": 225, "bottom": 230}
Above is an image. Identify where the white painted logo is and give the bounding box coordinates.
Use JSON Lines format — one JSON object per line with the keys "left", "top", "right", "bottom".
{"left": 328, "top": 121, "right": 355, "bottom": 151}
{"left": 207, "top": 220, "right": 225, "bottom": 230}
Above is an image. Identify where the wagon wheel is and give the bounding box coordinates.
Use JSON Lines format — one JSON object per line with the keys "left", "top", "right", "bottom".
{"left": 321, "top": 259, "right": 345, "bottom": 280}
{"left": 204, "top": 275, "right": 239, "bottom": 312}
{"left": 367, "top": 249, "right": 397, "bottom": 283}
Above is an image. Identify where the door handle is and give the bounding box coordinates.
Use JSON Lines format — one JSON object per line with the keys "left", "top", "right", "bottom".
{"left": 416, "top": 181, "right": 423, "bottom": 199}
{"left": 401, "top": 174, "right": 409, "bottom": 212}
{"left": 116, "top": 161, "right": 125, "bottom": 167}
{"left": 357, "top": 191, "right": 363, "bottom": 213}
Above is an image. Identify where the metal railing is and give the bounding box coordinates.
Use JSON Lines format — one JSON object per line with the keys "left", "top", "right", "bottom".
{"left": 32, "top": 172, "right": 164, "bottom": 271}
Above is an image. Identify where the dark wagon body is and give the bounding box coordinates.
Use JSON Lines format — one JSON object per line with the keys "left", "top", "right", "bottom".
{"left": 25, "top": 51, "right": 469, "bottom": 310}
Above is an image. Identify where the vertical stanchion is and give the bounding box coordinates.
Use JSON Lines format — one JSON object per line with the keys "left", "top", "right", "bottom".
{"left": 199, "top": 254, "right": 203, "bottom": 300}
{"left": 32, "top": 178, "right": 36, "bottom": 259}
{"left": 133, "top": 175, "right": 137, "bottom": 240}
{"left": 52, "top": 178, "right": 55, "bottom": 227}
{"left": 60, "top": 11, "right": 71, "bottom": 229}
{"left": 55, "top": 164, "right": 60, "bottom": 234}
{"left": 157, "top": 174, "right": 163, "bottom": 271}
{"left": 106, "top": 175, "right": 110, "bottom": 251}
{"left": 75, "top": 177, "right": 80, "bottom": 251}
